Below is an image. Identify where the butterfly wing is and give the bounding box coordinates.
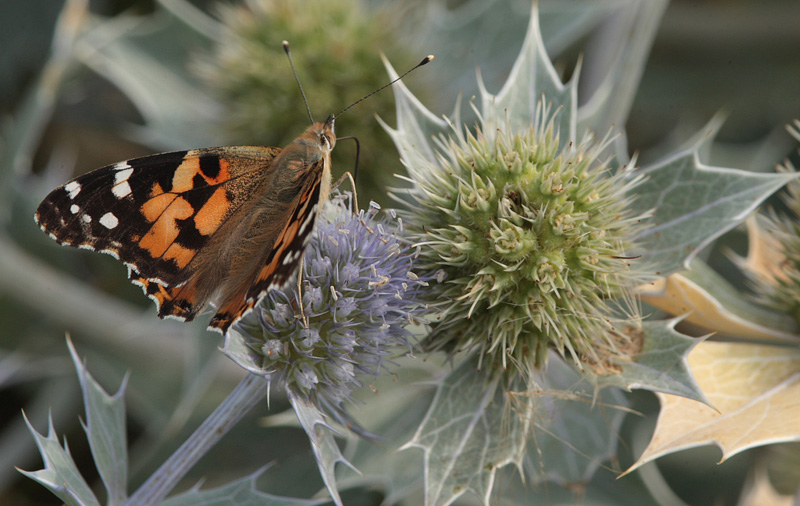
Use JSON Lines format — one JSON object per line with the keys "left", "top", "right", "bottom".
{"left": 35, "top": 146, "right": 282, "bottom": 320}
{"left": 205, "top": 119, "right": 334, "bottom": 333}
{"left": 37, "top": 118, "right": 334, "bottom": 333}
{"left": 208, "top": 160, "right": 326, "bottom": 333}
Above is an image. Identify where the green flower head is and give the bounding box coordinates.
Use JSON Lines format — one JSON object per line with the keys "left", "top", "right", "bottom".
{"left": 382, "top": 15, "right": 647, "bottom": 378}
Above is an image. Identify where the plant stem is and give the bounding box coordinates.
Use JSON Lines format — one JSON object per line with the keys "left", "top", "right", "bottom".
{"left": 124, "top": 373, "right": 268, "bottom": 506}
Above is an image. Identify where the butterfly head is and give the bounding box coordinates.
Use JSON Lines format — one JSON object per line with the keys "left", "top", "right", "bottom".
{"left": 299, "top": 115, "right": 336, "bottom": 154}
{"left": 322, "top": 114, "right": 336, "bottom": 150}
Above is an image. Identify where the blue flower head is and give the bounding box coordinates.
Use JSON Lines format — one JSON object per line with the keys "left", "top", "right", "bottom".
{"left": 223, "top": 193, "right": 431, "bottom": 407}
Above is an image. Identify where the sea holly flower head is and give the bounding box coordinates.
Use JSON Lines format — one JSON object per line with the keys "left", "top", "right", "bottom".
{"left": 223, "top": 194, "right": 431, "bottom": 407}
{"left": 745, "top": 122, "right": 800, "bottom": 323}
{"left": 381, "top": 18, "right": 649, "bottom": 378}
{"left": 398, "top": 105, "right": 645, "bottom": 376}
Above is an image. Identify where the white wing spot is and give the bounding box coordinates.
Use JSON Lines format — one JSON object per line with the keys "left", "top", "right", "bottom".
{"left": 99, "top": 212, "right": 119, "bottom": 229}
{"left": 111, "top": 166, "right": 133, "bottom": 199}
{"left": 298, "top": 205, "right": 317, "bottom": 235}
{"left": 64, "top": 181, "right": 81, "bottom": 199}
{"left": 70, "top": 204, "right": 80, "bottom": 214}
{"left": 112, "top": 165, "right": 134, "bottom": 198}
{"left": 82, "top": 214, "right": 92, "bottom": 224}
{"left": 113, "top": 181, "right": 132, "bottom": 198}
{"left": 282, "top": 250, "right": 298, "bottom": 265}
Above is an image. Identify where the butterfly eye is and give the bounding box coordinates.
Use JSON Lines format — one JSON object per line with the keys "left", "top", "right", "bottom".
{"left": 320, "top": 133, "right": 331, "bottom": 150}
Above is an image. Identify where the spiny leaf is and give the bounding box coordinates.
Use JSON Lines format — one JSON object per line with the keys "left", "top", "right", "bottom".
{"left": 396, "top": 0, "right": 612, "bottom": 107}
{"left": 378, "top": 55, "right": 453, "bottom": 174}
{"left": 640, "top": 259, "right": 800, "bottom": 341}
{"left": 161, "top": 467, "right": 327, "bottom": 506}
{"left": 587, "top": 319, "right": 709, "bottom": 403}
{"left": 18, "top": 413, "right": 100, "bottom": 506}
{"left": 68, "top": 338, "right": 128, "bottom": 505}
{"left": 577, "top": 1, "right": 668, "bottom": 143}
{"left": 625, "top": 341, "right": 800, "bottom": 474}
{"left": 526, "top": 355, "right": 627, "bottom": 485}
{"left": 478, "top": 3, "right": 577, "bottom": 143}
{"left": 631, "top": 139, "right": 797, "bottom": 276}
{"left": 403, "top": 355, "right": 533, "bottom": 506}
{"left": 345, "top": 357, "right": 436, "bottom": 503}
{"left": 287, "top": 387, "right": 357, "bottom": 506}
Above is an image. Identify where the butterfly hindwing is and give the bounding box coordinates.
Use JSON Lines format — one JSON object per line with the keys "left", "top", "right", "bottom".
{"left": 208, "top": 156, "right": 326, "bottom": 333}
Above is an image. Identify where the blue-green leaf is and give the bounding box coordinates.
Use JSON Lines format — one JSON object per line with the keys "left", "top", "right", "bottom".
{"left": 344, "top": 357, "right": 436, "bottom": 503}
{"left": 378, "top": 56, "right": 453, "bottom": 176}
{"left": 631, "top": 140, "right": 797, "bottom": 276}
{"left": 577, "top": 1, "right": 668, "bottom": 141}
{"left": 161, "top": 467, "right": 326, "bottom": 506}
{"left": 287, "top": 387, "right": 356, "bottom": 506}
{"left": 18, "top": 413, "right": 100, "bottom": 506}
{"left": 68, "top": 339, "right": 128, "bottom": 505}
{"left": 526, "top": 355, "right": 627, "bottom": 485}
{"left": 404, "top": 355, "right": 533, "bottom": 506}
{"left": 478, "top": 4, "right": 577, "bottom": 144}
{"left": 588, "top": 319, "right": 709, "bottom": 404}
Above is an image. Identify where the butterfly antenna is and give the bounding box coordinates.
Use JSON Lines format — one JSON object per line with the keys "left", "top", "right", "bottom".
{"left": 283, "top": 41, "right": 314, "bottom": 123}
{"left": 333, "top": 55, "right": 434, "bottom": 120}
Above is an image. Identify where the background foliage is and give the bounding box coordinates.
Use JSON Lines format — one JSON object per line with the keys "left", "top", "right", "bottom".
{"left": 2, "top": 0, "right": 800, "bottom": 505}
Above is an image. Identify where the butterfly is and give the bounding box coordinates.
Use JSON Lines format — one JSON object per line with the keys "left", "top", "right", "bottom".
{"left": 34, "top": 45, "right": 433, "bottom": 334}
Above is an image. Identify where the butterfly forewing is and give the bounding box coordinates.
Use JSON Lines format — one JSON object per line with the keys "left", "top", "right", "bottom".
{"left": 34, "top": 146, "right": 295, "bottom": 322}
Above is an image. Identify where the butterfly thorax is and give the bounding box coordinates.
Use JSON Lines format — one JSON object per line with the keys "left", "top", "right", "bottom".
{"left": 271, "top": 119, "right": 334, "bottom": 196}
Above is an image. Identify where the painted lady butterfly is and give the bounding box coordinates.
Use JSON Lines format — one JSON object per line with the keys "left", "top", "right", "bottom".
{"left": 34, "top": 46, "right": 433, "bottom": 334}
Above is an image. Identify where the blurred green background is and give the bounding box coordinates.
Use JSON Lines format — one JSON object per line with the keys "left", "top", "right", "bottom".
{"left": 1, "top": 0, "right": 799, "bottom": 504}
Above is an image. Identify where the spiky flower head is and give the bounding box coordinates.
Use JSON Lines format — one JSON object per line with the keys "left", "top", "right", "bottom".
{"left": 223, "top": 194, "right": 430, "bottom": 410}
{"left": 382, "top": 13, "right": 646, "bottom": 378}
{"left": 746, "top": 122, "right": 800, "bottom": 322}
{"left": 402, "top": 108, "right": 642, "bottom": 374}
{"left": 748, "top": 215, "right": 800, "bottom": 324}
{"left": 198, "top": 0, "right": 423, "bottom": 205}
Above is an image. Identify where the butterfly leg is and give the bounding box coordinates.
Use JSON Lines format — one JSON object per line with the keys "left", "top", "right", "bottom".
{"left": 296, "top": 257, "right": 310, "bottom": 328}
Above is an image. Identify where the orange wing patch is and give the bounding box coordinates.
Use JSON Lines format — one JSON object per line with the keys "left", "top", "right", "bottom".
{"left": 136, "top": 158, "right": 234, "bottom": 269}
{"left": 193, "top": 187, "right": 230, "bottom": 236}
{"left": 162, "top": 242, "right": 197, "bottom": 269}
{"left": 139, "top": 194, "right": 195, "bottom": 258}
{"left": 171, "top": 156, "right": 232, "bottom": 192}
{"left": 34, "top": 145, "right": 284, "bottom": 325}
